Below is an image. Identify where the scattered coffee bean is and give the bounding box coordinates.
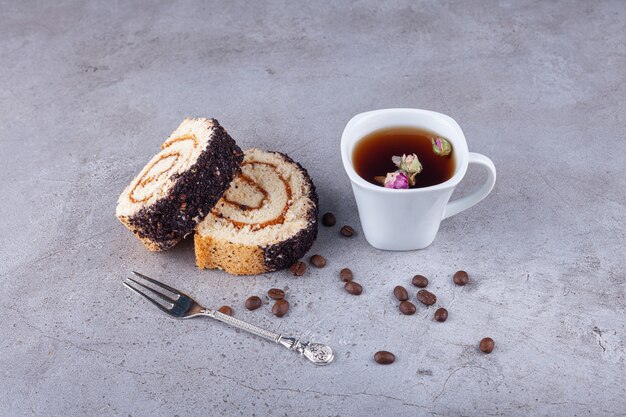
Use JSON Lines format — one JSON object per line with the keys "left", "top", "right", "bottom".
{"left": 340, "top": 225, "right": 354, "bottom": 237}
{"left": 322, "top": 212, "right": 336, "bottom": 227}
{"left": 310, "top": 254, "right": 327, "bottom": 268}
{"left": 245, "top": 296, "right": 262, "bottom": 311}
{"left": 344, "top": 281, "right": 363, "bottom": 295}
{"left": 479, "top": 337, "right": 495, "bottom": 353}
{"left": 339, "top": 268, "right": 353, "bottom": 282}
{"left": 289, "top": 260, "right": 307, "bottom": 276}
{"left": 453, "top": 270, "right": 469, "bottom": 286}
{"left": 411, "top": 275, "right": 429, "bottom": 288}
{"left": 393, "top": 285, "right": 409, "bottom": 301}
{"left": 272, "top": 299, "right": 289, "bottom": 317}
{"left": 416, "top": 289, "right": 437, "bottom": 306}
{"left": 267, "top": 288, "right": 285, "bottom": 300}
{"left": 218, "top": 305, "right": 233, "bottom": 316}
{"left": 434, "top": 307, "right": 448, "bottom": 322}
{"left": 374, "top": 351, "right": 395, "bottom": 365}
{"left": 399, "top": 301, "right": 416, "bottom": 315}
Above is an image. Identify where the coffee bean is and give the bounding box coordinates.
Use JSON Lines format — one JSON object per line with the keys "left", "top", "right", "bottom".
{"left": 339, "top": 268, "right": 353, "bottom": 282}
{"left": 272, "top": 299, "right": 289, "bottom": 317}
{"left": 310, "top": 254, "right": 327, "bottom": 268}
{"left": 399, "top": 301, "right": 416, "bottom": 315}
{"left": 340, "top": 225, "right": 354, "bottom": 237}
{"left": 374, "top": 351, "right": 395, "bottom": 365}
{"left": 393, "top": 285, "right": 409, "bottom": 301}
{"left": 218, "top": 305, "right": 233, "bottom": 316}
{"left": 267, "top": 288, "right": 285, "bottom": 300}
{"left": 344, "top": 281, "right": 363, "bottom": 295}
{"left": 289, "top": 260, "right": 307, "bottom": 276}
{"left": 479, "top": 337, "right": 495, "bottom": 353}
{"left": 453, "top": 270, "right": 469, "bottom": 286}
{"left": 412, "top": 275, "right": 429, "bottom": 288}
{"left": 322, "top": 212, "right": 336, "bottom": 227}
{"left": 245, "top": 296, "right": 262, "bottom": 311}
{"left": 434, "top": 307, "right": 448, "bottom": 322}
{"left": 416, "top": 289, "right": 437, "bottom": 306}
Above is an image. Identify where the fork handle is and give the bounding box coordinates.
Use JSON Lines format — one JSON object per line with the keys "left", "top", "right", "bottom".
{"left": 206, "top": 310, "right": 280, "bottom": 342}
{"left": 203, "top": 310, "right": 334, "bottom": 365}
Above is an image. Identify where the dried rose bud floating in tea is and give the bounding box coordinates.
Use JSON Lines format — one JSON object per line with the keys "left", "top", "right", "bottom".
{"left": 376, "top": 153, "right": 423, "bottom": 189}
{"left": 353, "top": 127, "right": 455, "bottom": 189}
{"left": 383, "top": 170, "right": 409, "bottom": 189}
{"left": 431, "top": 136, "right": 452, "bottom": 157}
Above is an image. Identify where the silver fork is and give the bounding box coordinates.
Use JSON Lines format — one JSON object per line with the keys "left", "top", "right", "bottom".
{"left": 123, "top": 271, "right": 334, "bottom": 365}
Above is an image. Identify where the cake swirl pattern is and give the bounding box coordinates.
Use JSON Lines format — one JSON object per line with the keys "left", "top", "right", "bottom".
{"left": 116, "top": 118, "right": 243, "bottom": 251}
{"left": 215, "top": 161, "right": 293, "bottom": 229}
{"left": 195, "top": 148, "right": 318, "bottom": 275}
{"left": 129, "top": 135, "right": 199, "bottom": 204}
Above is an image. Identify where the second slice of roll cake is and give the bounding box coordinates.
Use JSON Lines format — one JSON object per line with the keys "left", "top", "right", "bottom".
{"left": 195, "top": 148, "right": 318, "bottom": 275}
{"left": 116, "top": 118, "right": 243, "bottom": 251}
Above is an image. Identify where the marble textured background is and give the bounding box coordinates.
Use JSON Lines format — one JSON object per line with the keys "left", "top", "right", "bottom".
{"left": 1, "top": 1, "right": 624, "bottom": 416}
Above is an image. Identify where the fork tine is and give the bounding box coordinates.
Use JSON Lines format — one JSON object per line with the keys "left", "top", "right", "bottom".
{"left": 123, "top": 282, "right": 173, "bottom": 314}
{"left": 125, "top": 275, "right": 177, "bottom": 303}
{"left": 132, "top": 271, "right": 182, "bottom": 297}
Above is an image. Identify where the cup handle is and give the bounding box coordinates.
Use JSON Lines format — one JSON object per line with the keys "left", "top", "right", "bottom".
{"left": 443, "top": 152, "right": 496, "bottom": 220}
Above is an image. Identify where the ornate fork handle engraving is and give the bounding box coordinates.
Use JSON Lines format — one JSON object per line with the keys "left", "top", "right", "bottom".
{"left": 207, "top": 310, "right": 280, "bottom": 342}
{"left": 204, "top": 310, "right": 334, "bottom": 365}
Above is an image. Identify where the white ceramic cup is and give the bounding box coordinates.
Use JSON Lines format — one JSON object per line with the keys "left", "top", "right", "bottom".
{"left": 341, "top": 108, "right": 496, "bottom": 250}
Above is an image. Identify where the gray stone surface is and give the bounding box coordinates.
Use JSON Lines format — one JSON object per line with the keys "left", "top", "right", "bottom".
{"left": 1, "top": 0, "right": 625, "bottom": 415}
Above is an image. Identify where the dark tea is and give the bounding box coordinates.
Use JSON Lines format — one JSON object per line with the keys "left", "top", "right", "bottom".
{"left": 352, "top": 127, "right": 456, "bottom": 188}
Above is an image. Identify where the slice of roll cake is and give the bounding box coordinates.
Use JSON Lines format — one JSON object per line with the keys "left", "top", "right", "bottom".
{"left": 195, "top": 148, "right": 318, "bottom": 275}
{"left": 116, "top": 118, "right": 243, "bottom": 251}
